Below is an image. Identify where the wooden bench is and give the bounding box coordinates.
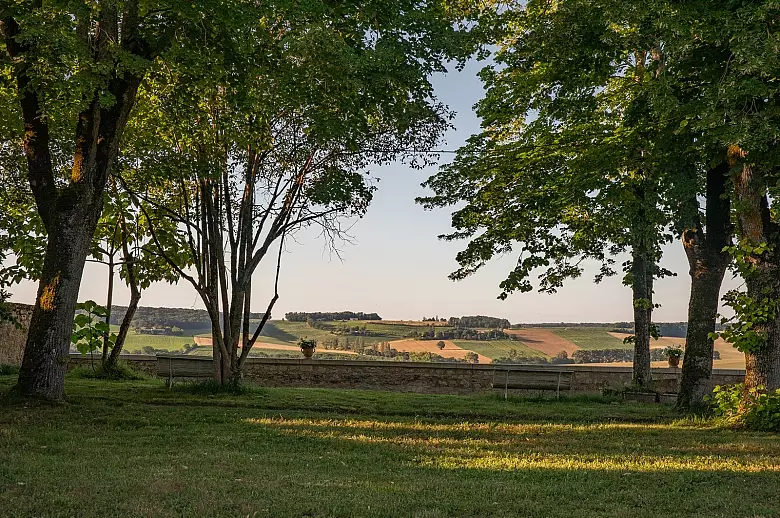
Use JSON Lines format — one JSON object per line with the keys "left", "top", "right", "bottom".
{"left": 491, "top": 368, "right": 574, "bottom": 399}
{"left": 157, "top": 356, "right": 213, "bottom": 386}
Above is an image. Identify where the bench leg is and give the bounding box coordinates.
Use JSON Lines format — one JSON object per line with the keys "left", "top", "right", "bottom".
{"left": 556, "top": 372, "right": 561, "bottom": 400}
{"left": 504, "top": 370, "right": 509, "bottom": 400}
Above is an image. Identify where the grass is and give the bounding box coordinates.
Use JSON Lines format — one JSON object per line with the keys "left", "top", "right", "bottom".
{"left": 2, "top": 375, "right": 778, "bottom": 517}
{"left": 549, "top": 327, "right": 629, "bottom": 350}
{"left": 453, "top": 340, "right": 548, "bottom": 359}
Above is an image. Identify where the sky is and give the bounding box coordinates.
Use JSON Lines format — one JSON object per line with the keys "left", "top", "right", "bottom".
{"left": 8, "top": 59, "right": 742, "bottom": 324}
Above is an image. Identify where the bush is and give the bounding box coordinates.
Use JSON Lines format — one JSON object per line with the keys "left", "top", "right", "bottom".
{"left": 710, "top": 384, "right": 780, "bottom": 432}
{"left": 0, "top": 364, "right": 20, "bottom": 376}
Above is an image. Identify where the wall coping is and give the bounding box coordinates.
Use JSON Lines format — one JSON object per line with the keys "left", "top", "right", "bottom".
{"left": 150, "top": 355, "right": 746, "bottom": 375}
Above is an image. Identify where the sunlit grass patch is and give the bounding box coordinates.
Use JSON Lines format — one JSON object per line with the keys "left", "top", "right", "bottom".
{"left": 1, "top": 377, "right": 779, "bottom": 517}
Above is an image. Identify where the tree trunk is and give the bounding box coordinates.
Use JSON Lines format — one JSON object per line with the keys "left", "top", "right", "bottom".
{"left": 105, "top": 287, "right": 140, "bottom": 370}
{"left": 677, "top": 258, "right": 728, "bottom": 407}
{"left": 678, "top": 162, "right": 731, "bottom": 410}
{"left": 15, "top": 207, "right": 99, "bottom": 400}
{"left": 732, "top": 157, "right": 780, "bottom": 392}
{"left": 102, "top": 254, "right": 115, "bottom": 364}
{"left": 631, "top": 248, "right": 653, "bottom": 388}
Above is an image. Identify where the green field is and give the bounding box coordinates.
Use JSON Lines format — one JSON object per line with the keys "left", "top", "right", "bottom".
{"left": 548, "top": 327, "right": 629, "bottom": 350}
{"left": 2, "top": 376, "right": 779, "bottom": 517}
{"left": 109, "top": 325, "right": 212, "bottom": 352}
{"left": 452, "top": 340, "right": 548, "bottom": 359}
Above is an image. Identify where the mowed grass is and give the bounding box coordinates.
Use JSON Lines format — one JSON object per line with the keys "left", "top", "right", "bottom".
{"left": 453, "top": 340, "right": 548, "bottom": 360}
{"left": 548, "top": 327, "right": 629, "bottom": 350}
{"left": 3, "top": 375, "right": 778, "bottom": 517}
{"left": 0, "top": 376, "right": 780, "bottom": 518}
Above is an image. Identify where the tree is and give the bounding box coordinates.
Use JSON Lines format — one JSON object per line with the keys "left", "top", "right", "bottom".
{"left": 89, "top": 184, "right": 180, "bottom": 371}
{"left": 647, "top": 1, "right": 780, "bottom": 397}
{"left": 0, "top": 0, "right": 222, "bottom": 400}
{"left": 436, "top": 340, "right": 446, "bottom": 350}
{"left": 419, "top": 0, "right": 677, "bottom": 387}
{"left": 122, "top": 1, "right": 475, "bottom": 385}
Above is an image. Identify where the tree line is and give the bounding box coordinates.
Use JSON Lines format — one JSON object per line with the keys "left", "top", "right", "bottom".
{"left": 285, "top": 312, "right": 383, "bottom": 322}
{"left": 448, "top": 316, "right": 511, "bottom": 329}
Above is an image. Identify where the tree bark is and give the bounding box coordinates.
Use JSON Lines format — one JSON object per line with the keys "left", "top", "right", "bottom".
{"left": 102, "top": 254, "right": 115, "bottom": 364}
{"left": 678, "top": 162, "right": 731, "bottom": 410}
{"left": 732, "top": 158, "right": 780, "bottom": 392}
{"left": 631, "top": 248, "right": 653, "bottom": 388}
{"left": 16, "top": 206, "right": 99, "bottom": 400}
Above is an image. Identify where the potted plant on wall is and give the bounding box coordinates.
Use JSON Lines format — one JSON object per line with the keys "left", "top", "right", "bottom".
{"left": 299, "top": 338, "right": 317, "bottom": 359}
{"left": 663, "top": 344, "right": 683, "bottom": 367}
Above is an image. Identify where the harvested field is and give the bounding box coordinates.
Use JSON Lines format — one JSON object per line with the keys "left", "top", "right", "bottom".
{"left": 192, "top": 336, "right": 358, "bottom": 355}
{"left": 607, "top": 333, "right": 745, "bottom": 369}
{"left": 388, "top": 339, "right": 490, "bottom": 363}
{"left": 506, "top": 328, "right": 579, "bottom": 356}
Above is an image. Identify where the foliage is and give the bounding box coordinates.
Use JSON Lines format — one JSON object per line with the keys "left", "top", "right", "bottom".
{"left": 298, "top": 339, "right": 317, "bottom": 350}
{"left": 436, "top": 340, "right": 446, "bottom": 350}
{"left": 662, "top": 345, "right": 683, "bottom": 359}
{"left": 572, "top": 349, "right": 668, "bottom": 364}
{"left": 710, "top": 384, "right": 780, "bottom": 433}
{"left": 463, "top": 351, "right": 479, "bottom": 364}
{"left": 286, "top": 312, "right": 382, "bottom": 322}
{"left": 71, "top": 301, "right": 115, "bottom": 356}
{"left": 449, "top": 315, "right": 510, "bottom": 329}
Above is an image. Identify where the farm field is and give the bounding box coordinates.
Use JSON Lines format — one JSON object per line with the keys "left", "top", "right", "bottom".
{"left": 505, "top": 328, "right": 579, "bottom": 356}
{"left": 452, "top": 339, "right": 548, "bottom": 360}
{"left": 547, "top": 327, "right": 629, "bottom": 350}
{"left": 388, "top": 339, "right": 491, "bottom": 363}
{"left": 608, "top": 333, "right": 746, "bottom": 369}
{"left": 108, "top": 325, "right": 211, "bottom": 352}
{"left": 1, "top": 376, "right": 778, "bottom": 517}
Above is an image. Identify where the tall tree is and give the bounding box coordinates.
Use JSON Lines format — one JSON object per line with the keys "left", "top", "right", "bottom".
{"left": 0, "top": 0, "right": 185, "bottom": 399}
{"left": 121, "top": 0, "right": 474, "bottom": 385}
{"left": 419, "top": 0, "right": 675, "bottom": 387}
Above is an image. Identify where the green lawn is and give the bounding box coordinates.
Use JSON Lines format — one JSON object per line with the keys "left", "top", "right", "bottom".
{"left": 453, "top": 339, "right": 549, "bottom": 359}
{"left": 3, "top": 375, "right": 777, "bottom": 517}
{"left": 548, "top": 327, "right": 629, "bottom": 350}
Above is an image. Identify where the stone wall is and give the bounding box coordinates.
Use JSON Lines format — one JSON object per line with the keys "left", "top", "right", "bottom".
{"left": 67, "top": 354, "right": 158, "bottom": 376}
{"left": 153, "top": 356, "right": 746, "bottom": 395}
{"left": 0, "top": 303, "right": 33, "bottom": 366}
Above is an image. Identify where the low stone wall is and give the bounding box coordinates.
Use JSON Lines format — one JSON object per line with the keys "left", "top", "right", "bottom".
{"left": 0, "top": 303, "right": 33, "bottom": 366}
{"left": 153, "top": 356, "right": 746, "bottom": 395}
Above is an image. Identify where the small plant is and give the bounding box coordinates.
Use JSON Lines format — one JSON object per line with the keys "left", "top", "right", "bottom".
{"left": 72, "top": 300, "right": 116, "bottom": 355}
{"left": 298, "top": 339, "right": 317, "bottom": 349}
{"left": 436, "top": 340, "right": 445, "bottom": 350}
{"left": 662, "top": 344, "right": 683, "bottom": 359}
{"left": 709, "top": 384, "right": 780, "bottom": 432}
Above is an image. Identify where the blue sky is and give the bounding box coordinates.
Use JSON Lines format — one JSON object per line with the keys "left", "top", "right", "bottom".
{"left": 10, "top": 59, "right": 741, "bottom": 323}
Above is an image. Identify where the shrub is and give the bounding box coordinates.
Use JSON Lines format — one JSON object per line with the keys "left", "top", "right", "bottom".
{"left": 710, "top": 384, "right": 780, "bottom": 432}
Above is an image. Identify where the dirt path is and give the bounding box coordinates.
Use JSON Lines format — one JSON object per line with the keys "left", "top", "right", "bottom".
{"left": 505, "top": 328, "right": 579, "bottom": 356}
{"left": 388, "top": 339, "right": 491, "bottom": 364}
